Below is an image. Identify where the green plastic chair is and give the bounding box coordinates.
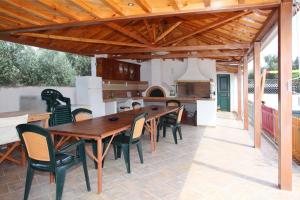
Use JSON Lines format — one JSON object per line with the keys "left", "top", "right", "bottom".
{"left": 41, "top": 89, "right": 72, "bottom": 127}
{"left": 113, "top": 112, "right": 147, "bottom": 173}
{"left": 16, "top": 124, "right": 91, "bottom": 200}
{"left": 158, "top": 105, "right": 184, "bottom": 144}
{"left": 71, "top": 108, "right": 117, "bottom": 169}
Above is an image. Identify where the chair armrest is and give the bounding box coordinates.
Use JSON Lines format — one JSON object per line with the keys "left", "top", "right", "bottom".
{"left": 58, "top": 140, "right": 84, "bottom": 153}
{"left": 60, "top": 96, "right": 71, "bottom": 106}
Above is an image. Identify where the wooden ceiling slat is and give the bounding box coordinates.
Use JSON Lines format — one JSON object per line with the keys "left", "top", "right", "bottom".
{"left": 6, "top": 0, "right": 70, "bottom": 24}
{"left": 143, "top": 19, "right": 154, "bottom": 42}
{"left": 70, "top": 0, "right": 104, "bottom": 19}
{"left": 38, "top": 0, "right": 94, "bottom": 21}
{"left": 0, "top": 5, "right": 48, "bottom": 26}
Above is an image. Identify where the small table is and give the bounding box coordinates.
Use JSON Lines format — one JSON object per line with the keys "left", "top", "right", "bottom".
{"left": 0, "top": 111, "right": 51, "bottom": 128}
{"left": 48, "top": 106, "right": 178, "bottom": 194}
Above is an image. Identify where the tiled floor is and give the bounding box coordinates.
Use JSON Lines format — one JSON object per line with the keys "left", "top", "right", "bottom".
{"left": 1, "top": 112, "right": 300, "bottom": 200}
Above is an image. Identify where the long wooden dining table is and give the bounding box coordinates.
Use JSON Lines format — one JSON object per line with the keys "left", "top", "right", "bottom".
{"left": 48, "top": 105, "right": 178, "bottom": 194}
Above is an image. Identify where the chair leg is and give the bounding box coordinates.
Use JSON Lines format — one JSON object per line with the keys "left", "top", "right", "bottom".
{"left": 91, "top": 141, "right": 98, "bottom": 169}
{"left": 116, "top": 145, "right": 122, "bottom": 158}
{"left": 178, "top": 126, "right": 183, "bottom": 140}
{"left": 156, "top": 124, "right": 160, "bottom": 142}
{"left": 80, "top": 145, "right": 91, "bottom": 192}
{"left": 122, "top": 144, "right": 131, "bottom": 173}
{"left": 24, "top": 166, "right": 34, "bottom": 200}
{"left": 113, "top": 144, "right": 117, "bottom": 160}
{"left": 136, "top": 142, "right": 144, "bottom": 164}
{"left": 172, "top": 127, "right": 178, "bottom": 144}
{"left": 55, "top": 168, "right": 66, "bottom": 200}
{"left": 163, "top": 125, "right": 166, "bottom": 138}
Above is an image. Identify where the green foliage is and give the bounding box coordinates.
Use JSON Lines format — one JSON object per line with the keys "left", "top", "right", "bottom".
{"left": 0, "top": 41, "right": 91, "bottom": 86}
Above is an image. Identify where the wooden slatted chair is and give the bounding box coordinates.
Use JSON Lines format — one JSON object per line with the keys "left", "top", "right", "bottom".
{"left": 0, "top": 114, "right": 28, "bottom": 165}
{"left": 16, "top": 124, "right": 91, "bottom": 200}
{"left": 159, "top": 105, "right": 184, "bottom": 144}
{"left": 113, "top": 112, "right": 147, "bottom": 173}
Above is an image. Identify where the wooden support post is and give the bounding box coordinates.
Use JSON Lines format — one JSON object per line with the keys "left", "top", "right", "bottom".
{"left": 278, "top": 0, "right": 292, "bottom": 190}
{"left": 237, "top": 64, "right": 242, "bottom": 120}
{"left": 254, "top": 42, "right": 261, "bottom": 148}
{"left": 243, "top": 54, "right": 249, "bottom": 130}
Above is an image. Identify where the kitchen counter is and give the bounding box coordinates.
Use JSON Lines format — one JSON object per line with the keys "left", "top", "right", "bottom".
{"left": 103, "top": 97, "right": 143, "bottom": 103}
{"left": 143, "top": 97, "right": 215, "bottom": 103}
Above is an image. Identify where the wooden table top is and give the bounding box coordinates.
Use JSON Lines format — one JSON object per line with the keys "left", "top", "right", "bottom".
{"left": 0, "top": 110, "right": 51, "bottom": 122}
{"left": 48, "top": 106, "right": 178, "bottom": 139}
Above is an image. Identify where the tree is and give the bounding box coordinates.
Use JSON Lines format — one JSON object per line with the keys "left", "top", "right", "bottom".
{"left": 0, "top": 41, "right": 91, "bottom": 86}
{"left": 0, "top": 41, "right": 23, "bottom": 86}
{"left": 65, "top": 53, "right": 91, "bottom": 76}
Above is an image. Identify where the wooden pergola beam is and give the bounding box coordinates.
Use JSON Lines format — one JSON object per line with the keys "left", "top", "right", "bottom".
{"left": 17, "top": 33, "right": 149, "bottom": 48}
{"left": 0, "top": 2, "right": 279, "bottom": 34}
{"left": 163, "top": 11, "right": 252, "bottom": 46}
{"left": 101, "top": 0, "right": 126, "bottom": 16}
{"left": 109, "top": 51, "right": 244, "bottom": 59}
{"left": 243, "top": 54, "right": 249, "bottom": 130}
{"left": 173, "top": 0, "right": 184, "bottom": 10}
{"left": 155, "top": 21, "right": 182, "bottom": 43}
{"left": 105, "top": 22, "right": 151, "bottom": 45}
{"left": 253, "top": 41, "right": 261, "bottom": 148}
{"left": 136, "top": 0, "right": 152, "bottom": 13}
{"left": 237, "top": 64, "right": 242, "bottom": 120}
{"left": 278, "top": 0, "right": 292, "bottom": 191}
{"left": 203, "top": 0, "right": 211, "bottom": 8}
{"left": 94, "top": 43, "right": 250, "bottom": 54}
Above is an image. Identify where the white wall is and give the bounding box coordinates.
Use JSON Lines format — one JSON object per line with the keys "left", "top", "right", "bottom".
{"left": 0, "top": 86, "right": 76, "bottom": 112}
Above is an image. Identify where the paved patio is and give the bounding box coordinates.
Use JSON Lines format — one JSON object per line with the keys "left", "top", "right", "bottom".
{"left": 1, "top": 112, "right": 300, "bottom": 200}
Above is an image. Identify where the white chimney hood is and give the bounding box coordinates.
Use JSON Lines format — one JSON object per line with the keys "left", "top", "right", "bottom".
{"left": 178, "top": 58, "right": 209, "bottom": 81}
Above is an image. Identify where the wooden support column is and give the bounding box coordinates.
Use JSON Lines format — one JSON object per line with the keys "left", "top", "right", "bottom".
{"left": 278, "top": 0, "right": 293, "bottom": 190}
{"left": 237, "top": 64, "right": 242, "bottom": 120}
{"left": 254, "top": 42, "right": 261, "bottom": 148}
{"left": 243, "top": 54, "right": 249, "bottom": 130}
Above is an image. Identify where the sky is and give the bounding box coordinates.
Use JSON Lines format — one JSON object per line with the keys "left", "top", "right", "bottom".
{"left": 249, "top": 10, "right": 300, "bottom": 71}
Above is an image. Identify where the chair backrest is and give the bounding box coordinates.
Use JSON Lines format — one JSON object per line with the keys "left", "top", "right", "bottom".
{"left": 16, "top": 124, "right": 55, "bottom": 170}
{"left": 41, "top": 89, "right": 71, "bottom": 112}
{"left": 166, "top": 100, "right": 181, "bottom": 107}
{"left": 177, "top": 105, "right": 184, "bottom": 123}
{"left": 132, "top": 102, "right": 141, "bottom": 110}
{"left": 72, "top": 108, "right": 93, "bottom": 122}
{"left": 50, "top": 105, "right": 73, "bottom": 126}
{"left": 129, "top": 112, "right": 147, "bottom": 142}
{"left": 0, "top": 114, "right": 28, "bottom": 145}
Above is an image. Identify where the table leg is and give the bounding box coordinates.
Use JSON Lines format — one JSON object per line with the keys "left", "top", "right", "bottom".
{"left": 150, "top": 119, "right": 157, "bottom": 152}
{"left": 50, "top": 134, "right": 54, "bottom": 184}
{"left": 97, "top": 139, "right": 103, "bottom": 194}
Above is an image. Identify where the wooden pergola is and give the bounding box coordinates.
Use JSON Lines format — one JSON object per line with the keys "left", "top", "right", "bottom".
{"left": 0, "top": 0, "right": 295, "bottom": 191}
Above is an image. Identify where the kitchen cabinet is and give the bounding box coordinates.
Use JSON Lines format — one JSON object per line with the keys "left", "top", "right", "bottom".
{"left": 96, "top": 58, "right": 140, "bottom": 81}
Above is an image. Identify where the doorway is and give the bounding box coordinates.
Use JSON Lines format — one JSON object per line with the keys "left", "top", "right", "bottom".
{"left": 217, "top": 74, "right": 230, "bottom": 112}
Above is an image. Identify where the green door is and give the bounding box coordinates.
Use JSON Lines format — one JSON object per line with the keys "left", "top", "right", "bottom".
{"left": 217, "top": 74, "right": 230, "bottom": 111}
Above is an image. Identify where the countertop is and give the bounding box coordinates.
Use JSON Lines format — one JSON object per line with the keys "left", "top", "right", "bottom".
{"left": 103, "top": 97, "right": 143, "bottom": 103}
{"left": 143, "top": 97, "right": 215, "bottom": 103}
